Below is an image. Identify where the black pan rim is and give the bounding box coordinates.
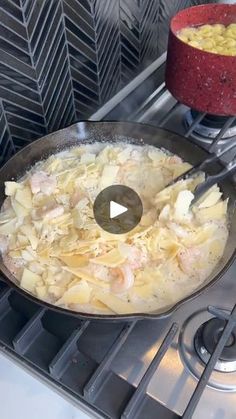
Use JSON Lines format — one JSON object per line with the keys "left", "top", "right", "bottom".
{"left": 0, "top": 251, "right": 235, "bottom": 321}
{"left": 0, "top": 120, "right": 235, "bottom": 321}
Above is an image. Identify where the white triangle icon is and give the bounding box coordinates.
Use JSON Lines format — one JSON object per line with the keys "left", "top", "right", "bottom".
{"left": 110, "top": 201, "right": 128, "bottom": 219}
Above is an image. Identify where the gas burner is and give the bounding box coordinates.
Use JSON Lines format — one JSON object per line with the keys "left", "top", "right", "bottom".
{"left": 179, "top": 310, "right": 236, "bottom": 391}
{"left": 194, "top": 318, "right": 236, "bottom": 373}
{"left": 185, "top": 110, "right": 236, "bottom": 145}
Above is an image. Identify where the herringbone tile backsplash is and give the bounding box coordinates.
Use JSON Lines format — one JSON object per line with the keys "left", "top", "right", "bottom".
{"left": 0, "top": 0, "right": 213, "bottom": 163}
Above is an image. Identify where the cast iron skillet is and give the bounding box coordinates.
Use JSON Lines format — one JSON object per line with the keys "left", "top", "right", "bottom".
{"left": 0, "top": 121, "right": 235, "bottom": 320}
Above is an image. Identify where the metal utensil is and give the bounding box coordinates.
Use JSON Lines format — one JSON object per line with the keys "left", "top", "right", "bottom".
{"left": 167, "top": 140, "right": 236, "bottom": 205}
{"left": 192, "top": 157, "right": 236, "bottom": 205}
{"left": 0, "top": 121, "right": 235, "bottom": 320}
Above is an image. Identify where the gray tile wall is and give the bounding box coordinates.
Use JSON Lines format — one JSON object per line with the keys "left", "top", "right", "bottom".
{"left": 0, "top": 0, "right": 214, "bottom": 163}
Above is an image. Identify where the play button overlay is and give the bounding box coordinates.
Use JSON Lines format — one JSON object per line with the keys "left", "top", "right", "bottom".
{"left": 93, "top": 185, "right": 143, "bottom": 234}
{"left": 110, "top": 201, "right": 128, "bottom": 219}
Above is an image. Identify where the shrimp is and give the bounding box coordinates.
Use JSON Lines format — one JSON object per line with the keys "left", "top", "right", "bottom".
{"left": 177, "top": 247, "right": 202, "bottom": 276}
{"left": 30, "top": 171, "right": 56, "bottom": 195}
{"left": 128, "top": 246, "right": 148, "bottom": 269}
{"left": 119, "top": 243, "right": 148, "bottom": 270}
{"left": 110, "top": 265, "right": 134, "bottom": 294}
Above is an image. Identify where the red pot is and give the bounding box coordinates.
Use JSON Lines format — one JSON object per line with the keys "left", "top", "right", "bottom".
{"left": 165, "top": 4, "right": 236, "bottom": 116}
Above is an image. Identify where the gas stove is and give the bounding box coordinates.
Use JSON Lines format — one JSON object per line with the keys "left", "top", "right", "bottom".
{"left": 185, "top": 111, "right": 236, "bottom": 143}
{"left": 1, "top": 53, "right": 236, "bottom": 419}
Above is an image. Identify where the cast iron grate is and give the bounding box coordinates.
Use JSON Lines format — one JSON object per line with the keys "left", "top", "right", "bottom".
{"left": 0, "top": 84, "right": 236, "bottom": 418}
{"left": 159, "top": 102, "right": 236, "bottom": 151}
{"left": 0, "top": 279, "right": 179, "bottom": 419}
{"left": 0, "top": 277, "right": 236, "bottom": 419}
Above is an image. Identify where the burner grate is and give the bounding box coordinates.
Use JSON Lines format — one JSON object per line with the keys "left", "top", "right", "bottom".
{"left": 1, "top": 275, "right": 236, "bottom": 419}
{"left": 159, "top": 101, "right": 236, "bottom": 151}
{"left": 121, "top": 323, "right": 179, "bottom": 419}
{"left": 182, "top": 304, "right": 236, "bottom": 419}
{"left": 0, "top": 279, "right": 180, "bottom": 419}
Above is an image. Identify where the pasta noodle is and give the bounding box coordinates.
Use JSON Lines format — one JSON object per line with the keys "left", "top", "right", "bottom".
{"left": 178, "top": 23, "right": 236, "bottom": 56}
{"left": 0, "top": 143, "right": 229, "bottom": 314}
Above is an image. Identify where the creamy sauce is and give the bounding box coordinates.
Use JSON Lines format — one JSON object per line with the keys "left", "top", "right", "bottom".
{"left": 0, "top": 143, "right": 228, "bottom": 314}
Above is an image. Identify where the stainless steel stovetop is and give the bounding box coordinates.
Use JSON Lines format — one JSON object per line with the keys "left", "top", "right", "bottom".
{"left": 0, "top": 54, "right": 236, "bottom": 419}
{"left": 90, "top": 53, "right": 236, "bottom": 418}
